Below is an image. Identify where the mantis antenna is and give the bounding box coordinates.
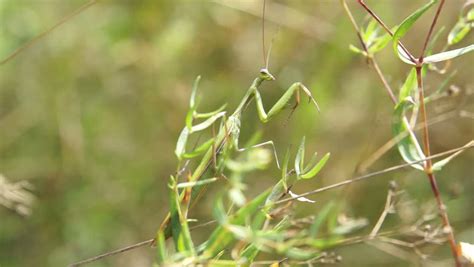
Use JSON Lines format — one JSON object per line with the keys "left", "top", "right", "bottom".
{"left": 261, "top": 0, "right": 280, "bottom": 71}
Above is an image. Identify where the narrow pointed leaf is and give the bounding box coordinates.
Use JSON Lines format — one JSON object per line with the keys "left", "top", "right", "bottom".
{"left": 203, "top": 189, "right": 271, "bottom": 258}
{"left": 295, "top": 137, "right": 306, "bottom": 177}
{"left": 190, "top": 111, "right": 226, "bottom": 132}
{"left": 213, "top": 196, "right": 227, "bottom": 225}
{"left": 280, "top": 148, "right": 291, "bottom": 190}
{"left": 399, "top": 68, "right": 417, "bottom": 101}
{"left": 300, "top": 153, "right": 330, "bottom": 179}
{"left": 183, "top": 138, "right": 215, "bottom": 159}
{"left": 349, "top": 44, "right": 367, "bottom": 56}
{"left": 424, "top": 44, "right": 474, "bottom": 63}
{"left": 194, "top": 104, "right": 227, "bottom": 119}
{"left": 396, "top": 45, "right": 416, "bottom": 65}
{"left": 368, "top": 33, "right": 391, "bottom": 54}
{"left": 393, "top": 0, "right": 437, "bottom": 63}
{"left": 168, "top": 176, "right": 195, "bottom": 255}
{"left": 392, "top": 99, "right": 425, "bottom": 170}
{"left": 156, "top": 231, "right": 168, "bottom": 264}
{"left": 189, "top": 76, "right": 201, "bottom": 109}
{"left": 177, "top": 177, "right": 218, "bottom": 188}
{"left": 310, "top": 201, "right": 336, "bottom": 238}
{"left": 175, "top": 127, "right": 190, "bottom": 159}
{"left": 303, "top": 152, "right": 318, "bottom": 173}
{"left": 432, "top": 141, "right": 474, "bottom": 171}
{"left": 448, "top": 21, "right": 471, "bottom": 46}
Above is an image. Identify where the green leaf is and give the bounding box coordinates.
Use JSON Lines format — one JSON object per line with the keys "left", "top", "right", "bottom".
{"left": 156, "top": 231, "right": 168, "bottom": 264}
{"left": 310, "top": 201, "right": 336, "bottom": 238}
{"left": 432, "top": 141, "right": 474, "bottom": 171}
{"left": 392, "top": 99, "right": 425, "bottom": 171}
{"left": 194, "top": 104, "right": 227, "bottom": 119}
{"left": 189, "top": 75, "right": 201, "bottom": 109}
{"left": 177, "top": 177, "right": 218, "bottom": 188}
{"left": 393, "top": 0, "right": 438, "bottom": 63}
{"left": 300, "top": 153, "right": 330, "bottom": 179}
{"left": 203, "top": 189, "right": 271, "bottom": 258}
{"left": 213, "top": 196, "right": 227, "bottom": 225}
{"left": 168, "top": 176, "right": 195, "bottom": 255}
{"left": 424, "top": 44, "right": 474, "bottom": 63}
{"left": 363, "top": 18, "right": 379, "bottom": 42}
{"left": 467, "top": 8, "right": 474, "bottom": 21}
{"left": 368, "top": 33, "right": 391, "bottom": 54}
{"left": 182, "top": 137, "right": 215, "bottom": 159}
{"left": 281, "top": 148, "right": 290, "bottom": 189}
{"left": 190, "top": 111, "right": 226, "bottom": 132}
{"left": 175, "top": 127, "right": 190, "bottom": 159}
{"left": 398, "top": 68, "right": 417, "bottom": 101}
{"left": 295, "top": 137, "right": 306, "bottom": 177}
{"left": 349, "top": 44, "right": 367, "bottom": 56}
{"left": 448, "top": 20, "right": 471, "bottom": 46}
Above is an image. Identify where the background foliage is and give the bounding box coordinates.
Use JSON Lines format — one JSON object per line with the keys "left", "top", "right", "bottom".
{"left": 0, "top": 0, "right": 472, "bottom": 266}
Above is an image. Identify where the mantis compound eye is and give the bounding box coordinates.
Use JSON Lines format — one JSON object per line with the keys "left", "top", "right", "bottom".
{"left": 259, "top": 68, "right": 275, "bottom": 81}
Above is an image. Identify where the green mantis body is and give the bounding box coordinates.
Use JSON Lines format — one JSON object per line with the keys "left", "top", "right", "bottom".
{"left": 156, "top": 68, "right": 320, "bottom": 254}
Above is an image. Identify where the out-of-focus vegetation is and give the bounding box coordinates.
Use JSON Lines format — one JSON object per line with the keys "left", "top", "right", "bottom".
{"left": 0, "top": 1, "right": 473, "bottom": 266}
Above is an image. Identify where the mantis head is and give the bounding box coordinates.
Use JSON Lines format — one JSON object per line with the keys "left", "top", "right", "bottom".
{"left": 259, "top": 68, "right": 275, "bottom": 81}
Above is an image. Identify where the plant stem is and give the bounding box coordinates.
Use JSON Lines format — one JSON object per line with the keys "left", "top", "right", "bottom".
{"left": 420, "top": 0, "right": 446, "bottom": 60}
{"left": 415, "top": 66, "right": 461, "bottom": 267}
{"left": 356, "top": 0, "right": 416, "bottom": 63}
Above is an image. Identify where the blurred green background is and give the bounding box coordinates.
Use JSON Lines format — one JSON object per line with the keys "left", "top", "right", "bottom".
{"left": 0, "top": 1, "right": 472, "bottom": 266}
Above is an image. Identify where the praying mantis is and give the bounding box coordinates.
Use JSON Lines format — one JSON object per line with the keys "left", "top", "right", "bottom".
{"left": 155, "top": 67, "right": 323, "bottom": 244}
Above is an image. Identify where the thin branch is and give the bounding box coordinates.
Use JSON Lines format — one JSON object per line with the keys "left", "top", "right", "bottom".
{"left": 271, "top": 142, "right": 473, "bottom": 206}
{"left": 0, "top": 0, "right": 98, "bottom": 65}
{"left": 356, "top": 0, "right": 416, "bottom": 64}
{"left": 415, "top": 64, "right": 460, "bottom": 267}
{"left": 357, "top": 110, "right": 457, "bottom": 173}
{"left": 369, "top": 185, "right": 398, "bottom": 238}
{"left": 68, "top": 239, "right": 154, "bottom": 267}
{"left": 341, "top": 0, "right": 397, "bottom": 103}
{"left": 68, "top": 143, "right": 473, "bottom": 267}
{"left": 420, "top": 0, "right": 446, "bottom": 60}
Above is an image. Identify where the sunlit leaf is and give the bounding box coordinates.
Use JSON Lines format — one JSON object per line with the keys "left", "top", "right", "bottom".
{"left": 424, "top": 44, "right": 474, "bottom": 63}
{"left": 300, "top": 153, "right": 330, "bottom": 179}
{"left": 177, "top": 177, "right": 218, "bottom": 188}
{"left": 191, "top": 111, "right": 226, "bottom": 132}
{"left": 294, "top": 137, "right": 306, "bottom": 177}
{"left": 368, "top": 34, "right": 391, "bottom": 54}
{"left": 175, "top": 127, "right": 190, "bottom": 159}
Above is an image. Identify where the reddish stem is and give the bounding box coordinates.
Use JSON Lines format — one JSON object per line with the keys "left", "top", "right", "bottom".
{"left": 416, "top": 66, "right": 461, "bottom": 267}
